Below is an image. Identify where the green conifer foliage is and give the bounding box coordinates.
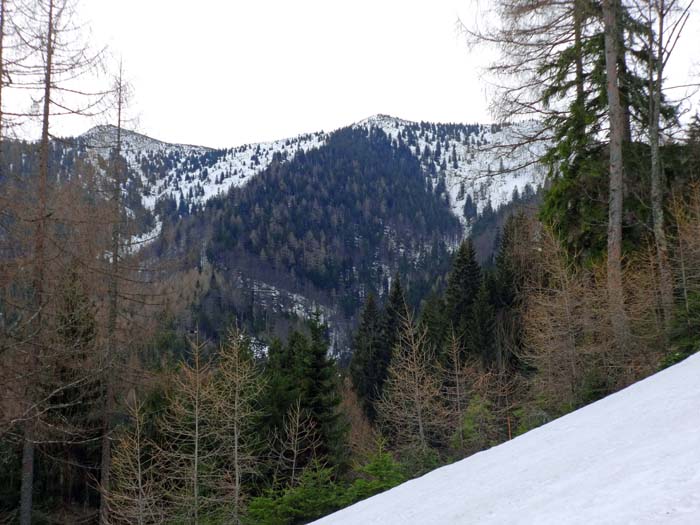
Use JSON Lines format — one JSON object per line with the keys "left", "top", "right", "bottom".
{"left": 444, "top": 240, "right": 482, "bottom": 344}
{"left": 419, "top": 292, "right": 448, "bottom": 360}
{"left": 492, "top": 213, "right": 529, "bottom": 370}
{"left": 465, "top": 279, "right": 496, "bottom": 365}
{"left": 305, "top": 317, "right": 345, "bottom": 463}
{"left": 349, "top": 294, "right": 383, "bottom": 421}
{"left": 377, "top": 275, "right": 406, "bottom": 367}
{"left": 263, "top": 318, "right": 345, "bottom": 469}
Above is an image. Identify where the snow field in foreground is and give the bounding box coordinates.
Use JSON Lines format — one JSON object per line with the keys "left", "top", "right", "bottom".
{"left": 315, "top": 353, "right": 700, "bottom": 524}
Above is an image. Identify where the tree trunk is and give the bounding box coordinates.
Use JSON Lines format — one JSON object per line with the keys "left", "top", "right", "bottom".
{"left": 233, "top": 388, "right": 241, "bottom": 524}
{"left": 616, "top": 0, "right": 633, "bottom": 143}
{"left": 648, "top": 0, "right": 673, "bottom": 331}
{"left": 20, "top": 2, "right": 55, "bottom": 522}
{"left": 573, "top": 0, "right": 586, "bottom": 139}
{"left": 19, "top": 429, "right": 35, "bottom": 525}
{"left": 100, "top": 68, "right": 124, "bottom": 525}
{"left": 194, "top": 362, "right": 200, "bottom": 525}
{"left": 603, "top": 0, "right": 629, "bottom": 349}
{"left": 0, "top": 0, "right": 6, "bottom": 177}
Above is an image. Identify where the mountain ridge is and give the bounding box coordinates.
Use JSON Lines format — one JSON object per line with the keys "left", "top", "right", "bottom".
{"left": 78, "top": 114, "right": 545, "bottom": 228}
{"left": 4, "top": 114, "right": 546, "bottom": 350}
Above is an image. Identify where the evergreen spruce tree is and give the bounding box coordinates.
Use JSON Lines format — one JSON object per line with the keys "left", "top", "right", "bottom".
{"left": 491, "top": 215, "right": 528, "bottom": 370}
{"left": 444, "top": 240, "right": 481, "bottom": 345}
{"left": 420, "top": 292, "right": 448, "bottom": 361}
{"left": 304, "top": 317, "right": 345, "bottom": 465}
{"left": 465, "top": 278, "right": 496, "bottom": 366}
{"left": 263, "top": 337, "right": 298, "bottom": 435}
{"left": 463, "top": 194, "right": 477, "bottom": 223}
{"left": 263, "top": 318, "right": 345, "bottom": 470}
{"left": 377, "top": 274, "right": 406, "bottom": 374}
{"left": 349, "top": 294, "right": 383, "bottom": 421}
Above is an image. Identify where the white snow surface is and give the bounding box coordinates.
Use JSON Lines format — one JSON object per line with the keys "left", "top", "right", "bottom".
{"left": 314, "top": 353, "right": 700, "bottom": 524}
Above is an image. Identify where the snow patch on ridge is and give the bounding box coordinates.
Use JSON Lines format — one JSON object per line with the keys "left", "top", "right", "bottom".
{"left": 80, "top": 125, "right": 327, "bottom": 211}
{"left": 355, "top": 115, "right": 547, "bottom": 228}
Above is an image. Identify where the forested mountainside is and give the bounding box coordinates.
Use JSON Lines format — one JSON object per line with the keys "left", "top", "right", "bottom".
{"left": 3, "top": 0, "right": 700, "bottom": 522}
{"left": 2, "top": 98, "right": 698, "bottom": 525}
{"left": 167, "top": 126, "right": 462, "bottom": 347}
{"left": 143, "top": 117, "right": 542, "bottom": 349}
{"left": 0, "top": 116, "right": 543, "bottom": 352}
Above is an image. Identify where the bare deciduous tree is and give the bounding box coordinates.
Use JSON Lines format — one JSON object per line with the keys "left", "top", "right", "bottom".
{"left": 377, "top": 309, "right": 450, "bottom": 455}
{"left": 105, "top": 395, "right": 164, "bottom": 525}
{"left": 670, "top": 183, "right": 700, "bottom": 319}
{"left": 157, "top": 334, "right": 217, "bottom": 524}
{"left": 209, "top": 327, "right": 265, "bottom": 524}
{"left": 271, "top": 398, "right": 323, "bottom": 488}
{"left": 638, "top": 0, "right": 694, "bottom": 330}
{"left": 338, "top": 378, "right": 378, "bottom": 461}
{"left": 3, "top": 1, "right": 108, "bottom": 521}
{"left": 441, "top": 330, "right": 469, "bottom": 451}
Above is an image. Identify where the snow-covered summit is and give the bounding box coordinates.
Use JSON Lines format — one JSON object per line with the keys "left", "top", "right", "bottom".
{"left": 314, "top": 353, "right": 700, "bottom": 524}
{"left": 80, "top": 124, "right": 210, "bottom": 154}
{"left": 80, "top": 124, "right": 327, "bottom": 211}
{"left": 77, "top": 114, "right": 545, "bottom": 225}
{"left": 356, "top": 113, "right": 417, "bottom": 129}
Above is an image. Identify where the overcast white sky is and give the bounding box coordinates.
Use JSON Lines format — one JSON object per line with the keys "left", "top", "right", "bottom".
{"left": 68, "top": 0, "right": 699, "bottom": 148}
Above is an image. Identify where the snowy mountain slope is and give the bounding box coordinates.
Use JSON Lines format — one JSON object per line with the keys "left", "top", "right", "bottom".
{"left": 68, "top": 116, "right": 548, "bottom": 348}
{"left": 79, "top": 115, "right": 545, "bottom": 226}
{"left": 356, "top": 115, "right": 546, "bottom": 226}
{"left": 80, "top": 124, "right": 327, "bottom": 210}
{"left": 314, "top": 353, "right": 700, "bottom": 524}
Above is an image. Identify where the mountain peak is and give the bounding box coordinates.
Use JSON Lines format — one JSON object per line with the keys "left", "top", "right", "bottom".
{"left": 79, "top": 125, "right": 211, "bottom": 153}
{"left": 356, "top": 114, "right": 414, "bottom": 128}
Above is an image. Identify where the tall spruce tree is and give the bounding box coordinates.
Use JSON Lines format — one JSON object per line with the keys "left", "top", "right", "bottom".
{"left": 420, "top": 292, "right": 449, "bottom": 360}
{"left": 376, "top": 275, "right": 406, "bottom": 383}
{"left": 304, "top": 317, "right": 345, "bottom": 464}
{"left": 262, "top": 337, "right": 297, "bottom": 435}
{"left": 492, "top": 214, "right": 528, "bottom": 371}
{"left": 350, "top": 294, "right": 383, "bottom": 421}
{"left": 444, "top": 240, "right": 481, "bottom": 345}
{"left": 263, "top": 318, "right": 345, "bottom": 469}
{"left": 465, "top": 278, "right": 497, "bottom": 366}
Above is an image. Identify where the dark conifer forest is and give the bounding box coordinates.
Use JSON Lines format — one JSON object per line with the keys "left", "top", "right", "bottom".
{"left": 1, "top": 0, "right": 699, "bottom": 523}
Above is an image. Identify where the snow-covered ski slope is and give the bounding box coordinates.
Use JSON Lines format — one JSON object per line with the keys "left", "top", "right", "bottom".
{"left": 315, "top": 353, "right": 700, "bottom": 524}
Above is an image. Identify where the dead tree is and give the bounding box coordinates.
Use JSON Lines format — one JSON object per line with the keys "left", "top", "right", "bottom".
{"left": 271, "top": 398, "right": 323, "bottom": 489}
{"left": 8, "top": 1, "right": 107, "bottom": 521}
{"left": 104, "top": 395, "right": 164, "bottom": 525}
{"left": 99, "top": 60, "right": 131, "bottom": 525}
{"left": 377, "top": 309, "right": 450, "bottom": 455}
{"left": 209, "top": 327, "right": 265, "bottom": 523}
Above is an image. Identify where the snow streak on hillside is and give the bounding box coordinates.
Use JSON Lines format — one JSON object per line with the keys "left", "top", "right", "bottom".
{"left": 81, "top": 115, "right": 545, "bottom": 226}
{"left": 314, "top": 354, "right": 700, "bottom": 524}
{"left": 357, "top": 115, "right": 546, "bottom": 226}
